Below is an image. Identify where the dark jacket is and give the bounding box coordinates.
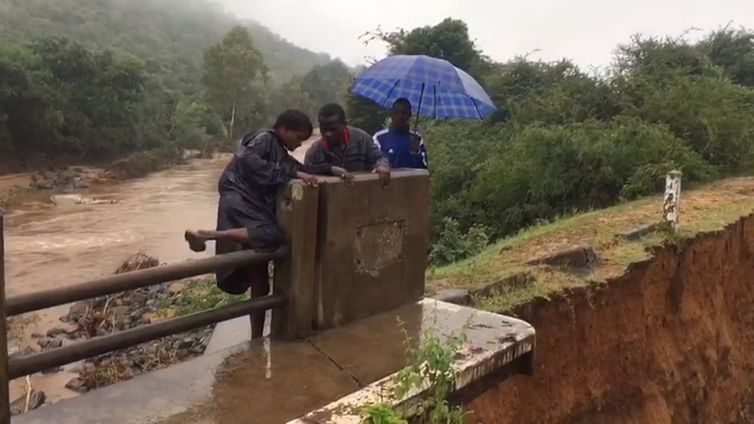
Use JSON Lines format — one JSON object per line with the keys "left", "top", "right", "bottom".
{"left": 304, "top": 126, "right": 389, "bottom": 172}
{"left": 218, "top": 129, "right": 328, "bottom": 223}
{"left": 214, "top": 130, "right": 329, "bottom": 294}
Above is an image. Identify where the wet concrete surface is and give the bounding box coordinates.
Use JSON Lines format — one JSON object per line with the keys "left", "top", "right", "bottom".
{"left": 315, "top": 170, "right": 430, "bottom": 329}
{"left": 293, "top": 300, "right": 536, "bottom": 424}
{"left": 14, "top": 299, "right": 535, "bottom": 424}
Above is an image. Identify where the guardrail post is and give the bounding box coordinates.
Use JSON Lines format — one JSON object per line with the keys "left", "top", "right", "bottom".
{"left": 663, "top": 170, "right": 682, "bottom": 232}
{"left": 0, "top": 215, "right": 10, "bottom": 423}
{"left": 271, "top": 181, "right": 318, "bottom": 339}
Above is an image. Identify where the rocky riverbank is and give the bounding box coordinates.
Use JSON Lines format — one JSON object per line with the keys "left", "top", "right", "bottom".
{"left": 0, "top": 148, "right": 206, "bottom": 212}
{"left": 11, "top": 252, "right": 237, "bottom": 415}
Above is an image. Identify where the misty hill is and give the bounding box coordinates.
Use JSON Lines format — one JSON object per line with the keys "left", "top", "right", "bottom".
{"left": 0, "top": 0, "right": 331, "bottom": 91}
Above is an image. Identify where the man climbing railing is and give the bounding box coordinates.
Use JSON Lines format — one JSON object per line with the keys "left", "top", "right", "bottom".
{"left": 0, "top": 180, "right": 319, "bottom": 423}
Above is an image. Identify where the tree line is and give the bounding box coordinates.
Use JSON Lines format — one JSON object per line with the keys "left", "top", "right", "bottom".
{"left": 0, "top": 26, "right": 351, "bottom": 169}
{"left": 0, "top": 0, "right": 347, "bottom": 170}
{"left": 355, "top": 20, "right": 754, "bottom": 264}
{"left": 2, "top": 3, "right": 753, "bottom": 267}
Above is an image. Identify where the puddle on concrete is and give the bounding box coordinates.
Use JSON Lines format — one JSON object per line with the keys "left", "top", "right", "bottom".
{"left": 17, "top": 300, "right": 529, "bottom": 424}
{"left": 158, "top": 339, "right": 359, "bottom": 424}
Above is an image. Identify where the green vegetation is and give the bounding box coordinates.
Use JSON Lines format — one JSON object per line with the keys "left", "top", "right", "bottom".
{"left": 362, "top": 319, "right": 467, "bottom": 424}
{"left": 0, "top": 0, "right": 346, "bottom": 170}
{"left": 158, "top": 279, "right": 240, "bottom": 317}
{"left": 428, "top": 176, "right": 754, "bottom": 313}
{"left": 202, "top": 26, "right": 267, "bottom": 141}
{"left": 356, "top": 20, "right": 754, "bottom": 263}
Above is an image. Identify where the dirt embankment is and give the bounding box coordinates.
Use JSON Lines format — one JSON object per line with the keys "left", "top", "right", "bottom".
{"left": 467, "top": 215, "right": 754, "bottom": 423}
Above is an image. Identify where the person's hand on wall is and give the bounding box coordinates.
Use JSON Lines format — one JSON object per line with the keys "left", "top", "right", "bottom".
{"left": 331, "top": 166, "right": 355, "bottom": 187}
{"left": 296, "top": 172, "right": 320, "bottom": 187}
{"left": 375, "top": 166, "right": 391, "bottom": 188}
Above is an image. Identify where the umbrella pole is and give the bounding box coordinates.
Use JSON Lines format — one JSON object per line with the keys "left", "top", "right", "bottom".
{"left": 414, "top": 82, "right": 425, "bottom": 132}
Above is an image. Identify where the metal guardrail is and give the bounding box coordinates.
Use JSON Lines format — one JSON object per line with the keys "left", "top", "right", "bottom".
{"left": 0, "top": 215, "right": 288, "bottom": 422}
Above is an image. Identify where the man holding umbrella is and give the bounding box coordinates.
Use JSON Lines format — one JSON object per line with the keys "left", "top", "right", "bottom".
{"left": 373, "top": 98, "right": 428, "bottom": 169}
{"left": 350, "top": 54, "right": 498, "bottom": 159}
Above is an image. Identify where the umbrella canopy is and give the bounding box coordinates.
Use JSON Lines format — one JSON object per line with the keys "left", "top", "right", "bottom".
{"left": 351, "top": 54, "right": 497, "bottom": 120}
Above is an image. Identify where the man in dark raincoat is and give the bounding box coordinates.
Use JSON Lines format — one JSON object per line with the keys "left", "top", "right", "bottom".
{"left": 305, "top": 103, "right": 391, "bottom": 186}
{"left": 185, "top": 110, "right": 350, "bottom": 338}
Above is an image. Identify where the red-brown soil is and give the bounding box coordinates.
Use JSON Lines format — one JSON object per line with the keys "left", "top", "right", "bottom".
{"left": 467, "top": 215, "right": 754, "bottom": 424}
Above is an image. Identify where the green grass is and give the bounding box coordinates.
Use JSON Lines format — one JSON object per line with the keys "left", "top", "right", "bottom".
{"left": 429, "top": 177, "right": 754, "bottom": 314}
{"left": 157, "top": 279, "right": 242, "bottom": 317}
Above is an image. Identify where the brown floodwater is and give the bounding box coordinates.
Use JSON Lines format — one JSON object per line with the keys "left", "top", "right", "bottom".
{"left": 2, "top": 142, "right": 311, "bottom": 405}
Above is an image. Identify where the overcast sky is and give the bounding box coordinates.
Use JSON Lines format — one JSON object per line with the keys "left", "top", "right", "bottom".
{"left": 221, "top": 0, "right": 753, "bottom": 70}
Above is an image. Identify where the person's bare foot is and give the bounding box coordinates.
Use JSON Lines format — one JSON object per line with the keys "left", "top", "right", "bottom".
{"left": 184, "top": 230, "right": 207, "bottom": 252}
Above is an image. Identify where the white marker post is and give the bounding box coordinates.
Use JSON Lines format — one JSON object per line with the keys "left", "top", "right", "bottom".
{"left": 663, "top": 170, "right": 682, "bottom": 232}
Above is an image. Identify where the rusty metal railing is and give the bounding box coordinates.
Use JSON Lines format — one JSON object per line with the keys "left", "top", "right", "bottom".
{"left": 0, "top": 215, "right": 288, "bottom": 422}
{"left": 0, "top": 180, "right": 320, "bottom": 423}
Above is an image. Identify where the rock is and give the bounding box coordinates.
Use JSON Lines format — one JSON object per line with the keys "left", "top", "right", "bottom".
{"left": 114, "top": 252, "right": 159, "bottom": 274}
{"left": 68, "top": 301, "right": 90, "bottom": 318}
{"left": 65, "top": 378, "right": 87, "bottom": 393}
{"left": 178, "top": 337, "right": 195, "bottom": 350}
{"left": 471, "top": 273, "right": 536, "bottom": 300}
{"left": 142, "top": 312, "right": 162, "bottom": 324}
{"left": 36, "top": 337, "right": 51, "bottom": 349}
{"left": 168, "top": 282, "right": 186, "bottom": 295}
{"left": 46, "top": 327, "right": 69, "bottom": 338}
{"left": 110, "top": 306, "right": 130, "bottom": 317}
{"left": 616, "top": 221, "right": 667, "bottom": 241}
{"left": 92, "top": 297, "right": 107, "bottom": 309}
{"left": 190, "top": 346, "right": 205, "bottom": 355}
{"left": 49, "top": 194, "right": 84, "bottom": 206}
{"left": 8, "top": 341, "right": 20, "bottom": 357}
{"left": 45, "top": 338, "right": 63, "bottom": 349}
{"left": 30, "top": 332, "right": 45, "bottom": 339}
{"left": 9, "top": 389, "right": 46, "bottom": 415}
{"left": 526, "top": 245, "right": 599, "bottom": 269}
{"left": 130, "top": 293, "right": 148, "bottom": 306}
{"left": 176, "top": 349, "right": 190, "bottom": 361}
{"left": 433, "top": 289, "right": 471, "bottom": 305}
{"left": 130, "top": 309, "right": 144, "bottom": 322}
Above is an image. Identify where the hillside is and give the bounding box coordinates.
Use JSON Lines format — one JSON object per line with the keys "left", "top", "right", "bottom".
{"left": 0, "top": 0, "right": 331, "bottom": 90}
{"left": 428, "top": 176, "right": 754, "bottom": 311}
{"left": 426, "top": 176, "right": 754, "bottom": 424}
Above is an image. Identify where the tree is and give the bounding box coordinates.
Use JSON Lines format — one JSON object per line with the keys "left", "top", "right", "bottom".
{"left": 366, "top": 18, "right": 487, "bottom": 76}
{"left": 301, "top": 59, "right": 352, "bottom": 108}
{"left": 614, "top": 35, "right": 722, "bottom": 80}
{"left": 267, "top": 76, "right": 318, "bottom": 121}
{"left": 486, "top": 59, "right": 621, "bottom": 126}
{"left": 202, "top": 26, "right": 266, "bottom": 140}
{"left": 699, "top": 26, "right": 754, "bottom": 87}
{"left": 345, "top": 93, "right": 388, "bottom": 135}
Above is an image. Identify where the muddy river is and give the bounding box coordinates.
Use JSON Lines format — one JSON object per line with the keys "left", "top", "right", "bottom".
{"left": 2, "top": 143, "right": 311, "bottom": 405}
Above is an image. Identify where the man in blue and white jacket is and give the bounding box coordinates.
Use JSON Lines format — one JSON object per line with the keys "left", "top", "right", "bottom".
{"left": 373, "top": 98, "right": 428, "bottom": 170}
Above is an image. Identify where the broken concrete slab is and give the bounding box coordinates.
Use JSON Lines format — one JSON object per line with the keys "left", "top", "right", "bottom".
{"left": 616, "top": 221, "right": 667, "bottom": 241}
{"left": 526, "top": 245, "right": 598, "bottom": 269}
{"left": 290, "top": 299, "right": 536, "bottom": 424}
{"left": 471, "top": 272, "right": 535, "bottom": 300}
{"left": 16, "top": 300, "right": 535, "bottom": 424}
{"left": 433, "top": 288, "right": 470, "bottom": 306}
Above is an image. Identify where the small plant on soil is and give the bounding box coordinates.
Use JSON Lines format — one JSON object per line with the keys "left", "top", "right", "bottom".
{"left": 156, "top": 279, "right": 240, "bottom": 317}
{"left": 362, "top": 318, "right": 467, "bottom": 424}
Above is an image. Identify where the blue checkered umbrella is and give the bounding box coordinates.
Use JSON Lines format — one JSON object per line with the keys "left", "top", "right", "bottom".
{"left": 351, "top": 55, "right": 497, "bottom": 120}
